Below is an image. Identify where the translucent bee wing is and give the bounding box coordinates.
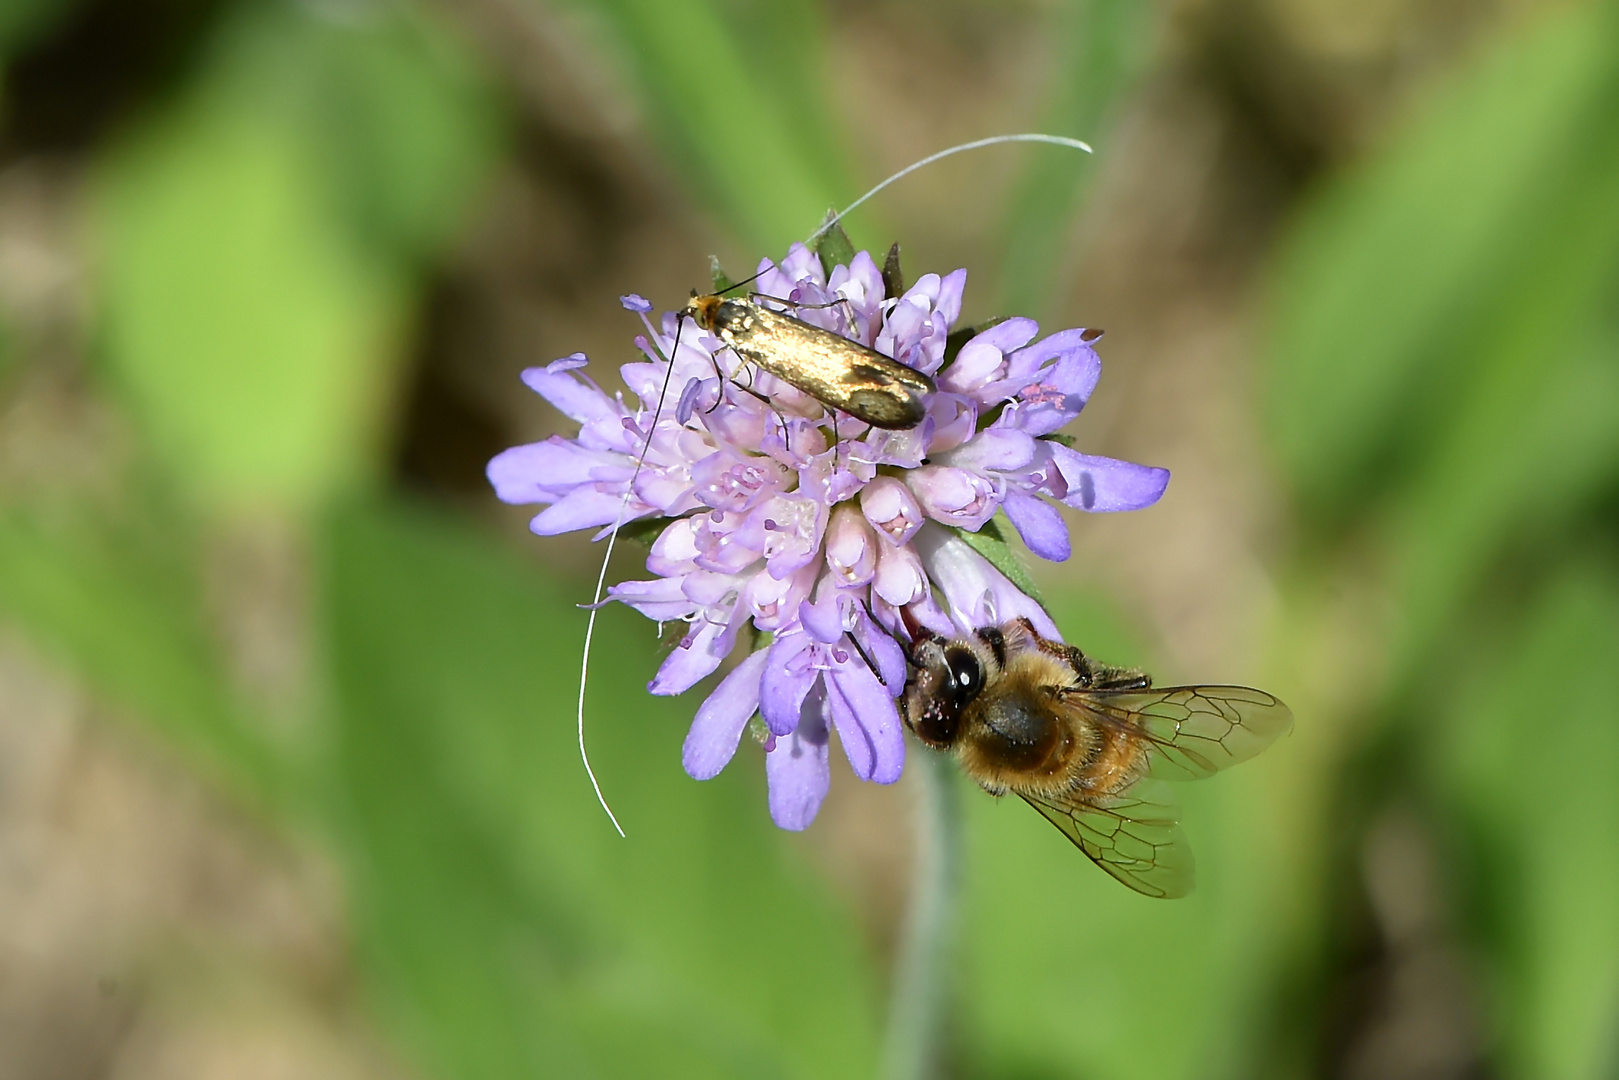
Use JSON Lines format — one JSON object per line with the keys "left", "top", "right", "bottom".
{"left": 1071, "top": 685, "right": 1294, "bottom": 783}
{"left": 1018, "top": 779, "right": 1194, "bottom": 899}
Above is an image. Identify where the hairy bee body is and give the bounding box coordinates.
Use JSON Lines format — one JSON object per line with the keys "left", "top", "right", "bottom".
{"left": 686, "top": 294, "right": 934, "bottom": 430}
{"left": 902, "top": 618, "right": 1292, "bottom": 898}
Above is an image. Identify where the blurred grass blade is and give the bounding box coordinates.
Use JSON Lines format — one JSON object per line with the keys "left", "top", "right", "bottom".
{"left": 996, "top": 0, "right": 1154, "bottom": 317}
{"left": 1427, "top": 561, "right": 1619, "bottom": 1080}
{"left": 563, "top": 0, "right": 848, "bottom": 252}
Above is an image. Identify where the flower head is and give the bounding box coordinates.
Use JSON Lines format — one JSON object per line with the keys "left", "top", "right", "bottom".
{"left": 488, "top": 244, "right": 1169, "bottom": 830}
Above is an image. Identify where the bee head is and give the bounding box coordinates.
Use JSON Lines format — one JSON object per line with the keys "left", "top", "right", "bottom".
{"left": 901, "top": 634, "right": 996, "bottom": 749}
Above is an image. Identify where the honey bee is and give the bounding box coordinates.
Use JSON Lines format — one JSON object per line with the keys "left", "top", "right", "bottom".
{"left": 902, "top": 617, "right": 1292, "bottom": 897}
{"left": 685, "top": 293, "right": 935, "bottom": 430}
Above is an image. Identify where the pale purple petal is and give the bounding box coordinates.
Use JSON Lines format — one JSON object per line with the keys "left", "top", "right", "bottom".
{"left": 682, "top": 648, "right": 769, "bottom": 780}
{"left": 676, "top": 377, "right": 703, "bottom": 424}
{"left": 520, "top": 366, "right": 621, "bottom": 426}
{"left": 912, "top": 523, "right": 1061, "bottom": 639}
{"left": 934, "top": 429, "right": 1035, "bottom": 473}
{"left": 799, "top": 594, "right": 845, "bottom": 644}
{"left": 487, "top": 438, "right": 606, "bottom": 504}
{"left": 620, "top": 294, "right": 652, "bottom": 312}
{"left": 933, "top": 268, "right": 966, "bottom": 333}
{"left": 826, "top": 662, "right": 904, "bottom": 784}
{"left": 609, "top": 576, "right": 694, "bottom": 622}
{"left": 766, "top": 690, "right": 831, "bottom": 830}
{"left": 854, "top": 614, "right": 909, "bottom": 692}
{"left": 759, "top": 632, "right": 816, "bottom": 736}
{"left": 1001, "top": 492, "right": 1071, "bottom": 562}
{"left": 1049, "top": 445, "right": 1171, "bottom": 512}
{"left": 649, "top": 610, "right": 738, "bottom": 695}
{"left": 529, "top": 488, "right": 633, "bottom": 536}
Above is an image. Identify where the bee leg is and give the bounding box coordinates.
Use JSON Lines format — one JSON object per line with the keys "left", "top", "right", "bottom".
{"left": 1092, "top": 666, "right": 1152, "bottom": 691}
{"left": 845, "top": 629, "right": 886, "bottom": 687}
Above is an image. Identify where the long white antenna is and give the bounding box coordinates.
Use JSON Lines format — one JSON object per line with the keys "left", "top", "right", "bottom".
{"left": 805, "top": 133, "right": 1092, "bottom": 247}
{"left": 577, "top": 488, "right": 632, "bottom": 837}
{"left": 581, "top": 132, "right": 1094, "bottom": 835}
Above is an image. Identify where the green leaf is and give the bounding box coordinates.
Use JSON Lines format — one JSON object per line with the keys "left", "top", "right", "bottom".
{"left": 811, "top": 213, "right": 856, "bottom": 278}
{"left": 89, "top": 3, "right": 500, "bottom": 513}
{"left": 995, "top": 0, "right": 1153, "bottom": 317}
{"left": 322, "top": 499, "right": 880, "bottom": 1080}
{"left": 572, "top": 0, "right": 848, "bottom": 253}
{"left": 709, "top": 255, "right": 736, "bottom": 295}
{"left": 1426, "top": 560, "right": 1619, "bottom": 1080}
{"left": 881, "top": 242, "right": 904, "bottom": 300}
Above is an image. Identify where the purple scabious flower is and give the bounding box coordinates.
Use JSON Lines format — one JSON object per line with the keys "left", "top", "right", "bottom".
{"left": 488, "top": 244, "right": 1169, "bottom": 830}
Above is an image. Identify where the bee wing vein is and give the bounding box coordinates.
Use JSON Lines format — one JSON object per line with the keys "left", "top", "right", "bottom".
{"left": 1064, "top": 685, "right": 1294, "bottom": 782}
{"left": 1018, "top": 780, "right": 1194, "bottom": 899}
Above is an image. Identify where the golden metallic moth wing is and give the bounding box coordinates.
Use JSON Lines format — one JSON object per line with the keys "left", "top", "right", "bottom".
{"left": 1018, "top": 779, "right": 1193, "bottom": 899}
{"left": 726, "top": 305, "right": 932, "bottom": 429}
{"left": 1067, "top": 685, "right": 1293, "bottom": 783}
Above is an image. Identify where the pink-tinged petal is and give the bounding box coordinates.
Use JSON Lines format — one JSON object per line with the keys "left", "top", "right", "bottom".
{"left": 826, "top": 661, "right": 905, "bottom": 784}
{"left": 997, "top": 349, "right": 1100, "bottom": 435}
{"left": 759, "top": 632, "right": 816, "bottom": 736}
{"left": 682, "top": 648, "right": 769, "bottom": 780}
{"left": 529, "top": 488, "right": 636, "bottom": 536}
{"left": 908, "top": 465, "right": 999, "bottom": 532}
{"left": 912, "top": 523, "right": 1061, "bottom": 639}
{"left": 521, "top": 366, "right": 621, "bottom": 427}
{"left": 1048, "top": 445, "right": 1171, "bottom": 512}
{"left": 873, "top": 541, "right": 927, "bottom": 605}
{"left": 861, "top": 476, "right": 924, "bottom": 546}
{"left": 1002, "top": 492, "right": 1071, "bottom": 562}
{"left": 825, "top": 505, "right": 877, "bottom": 587}
{"left": 766, "top": 690, "right": 831, "bottom": 830}
{"left": 744, "top": 563, "right": 815, "bottom": 631}
{"left": 646, "top": 518, "right": 699, "bottom": 576}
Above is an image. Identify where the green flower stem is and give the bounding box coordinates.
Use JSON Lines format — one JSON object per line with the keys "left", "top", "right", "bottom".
{"left": 881, "top": 747, "right": 963, "bottom": 1080}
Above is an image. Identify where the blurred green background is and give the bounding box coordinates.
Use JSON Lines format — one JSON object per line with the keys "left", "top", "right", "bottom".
{"left": 1, "top": 0, "right": 1616, "bottom": 1078}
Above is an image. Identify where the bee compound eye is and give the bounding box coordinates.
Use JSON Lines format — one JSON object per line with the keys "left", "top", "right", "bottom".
{"left": 943, "top": 648, "right": 983, "bottom": 705}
